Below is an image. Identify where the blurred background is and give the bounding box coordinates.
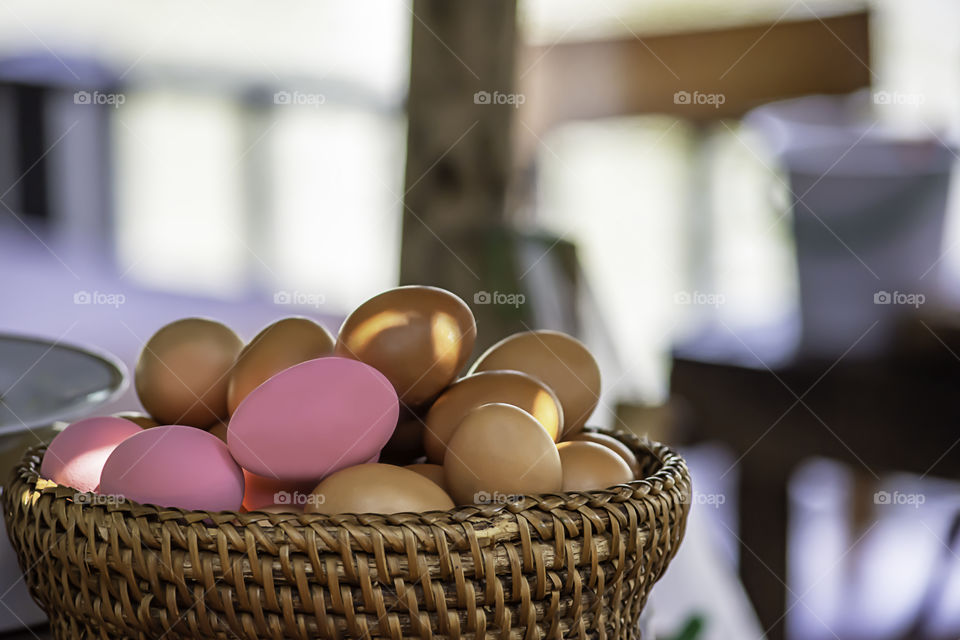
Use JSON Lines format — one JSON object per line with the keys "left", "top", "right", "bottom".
{"left": 1, "top": 1, "right": 959, "bottom": 639}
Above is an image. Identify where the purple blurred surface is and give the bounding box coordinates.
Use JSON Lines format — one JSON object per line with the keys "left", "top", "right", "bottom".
{"left": 0, "top": 222, "right": 344, "bottom": 417}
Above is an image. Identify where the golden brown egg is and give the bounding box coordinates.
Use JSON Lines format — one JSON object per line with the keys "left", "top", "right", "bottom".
{"left": 227, "top": 317, "right": 335, "bottom": 414}
{"left": 470, "top": 330, "right": 600, "bottom": 438}
{"left": 556, "top": 441, "right": 633, "bottom": 491}
{"left": 567, "top": 431, "right": 640, "bottom": 477}
{"left": 444, "top": 403, "right": 562, "bottom": 506}
{"left": 111, "top": 412, "right": 160, "bottom": 429}
{"left": 135, "top": 318, "right": 242, "bottom": 428}
{"left": 423, "top": 370, "right": 563, "bottom": 463}
{"left": 304, "top": 463, "right": 455, "bottom": 515}
{"left": 334, "top": 286, "right": 476, "bottom": 407}
{"left": 207, "top": 421, "right": 229, "bottom": 444}
{"left": 405, "top": 463, "right": 446, "bottom": 490}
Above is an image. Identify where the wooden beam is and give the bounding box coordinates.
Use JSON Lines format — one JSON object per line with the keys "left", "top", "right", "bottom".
{"left": 401, "top": 0, "right": 532, "bottom": 351}
{"left": 519, "top": 10, "right": 871, "bottom": 136}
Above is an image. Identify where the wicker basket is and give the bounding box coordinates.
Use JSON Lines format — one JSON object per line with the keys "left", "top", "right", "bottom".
{"left": 3, "top": 429, "right": 690, "bottom": 640}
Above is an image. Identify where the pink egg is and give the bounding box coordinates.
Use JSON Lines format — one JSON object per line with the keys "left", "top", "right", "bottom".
{"left": 100, "top": 425, "right": 244, "bottom": 512}
{"left": 228, "top": 357, "right": 399, "bottom": 483}
{"left": 241, "top": 470, "right": 315, "bottom": 511}
{"left": 40, "top": 417, "right": 142, "bottom": 493}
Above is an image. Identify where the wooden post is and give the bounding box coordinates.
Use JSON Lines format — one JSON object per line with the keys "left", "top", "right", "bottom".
{"left": 400, "top": 0, "right": 526, "bottom": 352}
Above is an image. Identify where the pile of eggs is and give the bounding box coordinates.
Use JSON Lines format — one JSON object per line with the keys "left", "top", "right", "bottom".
{"left": 41, "top": 286, "right": 640, "bottom": 515}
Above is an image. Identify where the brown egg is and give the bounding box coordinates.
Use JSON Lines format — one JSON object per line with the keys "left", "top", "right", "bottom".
{"left": 405, "top": 463, "right": 446, "bottom": 490}
{"left": 567, "top": 431, "right": 640, "bottom": 477}
{"left": 444, "top": 403, "right": 562, "bottom": 506}
{"left": 470, "top": 330, "right": 600, "bottom": 438}
{"left": 304, "top": 463, "right": 455, "bottom": 515}
{"left": 423, "top": 371, "right": 563, "bottom": 463}
{"left": 379, "top": 407, "right": 426, "bottom": 465}
{"left": 207, "top": 421, "right": 228, "bottom": 443}
{"left": 334, "top": 286, "right": 477, "bottom": 406}
{"left": 112, "top": 412, "right": 160, "bottom": 429}
{"left": 557, "top": 441, "right": 633, "bottom": 492}
{"left": 227, "top": 316, "right": 335, "bottom": 415}
{"left": 135, "top": 318, "right": 242, "bottom": 428}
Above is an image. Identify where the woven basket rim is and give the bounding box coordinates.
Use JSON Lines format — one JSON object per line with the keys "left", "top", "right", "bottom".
{"left": 5, "top": 429, "right": 691, "bottom": 639}
{"left": 8, "top": 427, "right": 688, "bottom": 530}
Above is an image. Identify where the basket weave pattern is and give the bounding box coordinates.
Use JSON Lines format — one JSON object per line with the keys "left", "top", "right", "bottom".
{"left": 3, "top": 431, "right": 689, "bottom": 640}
